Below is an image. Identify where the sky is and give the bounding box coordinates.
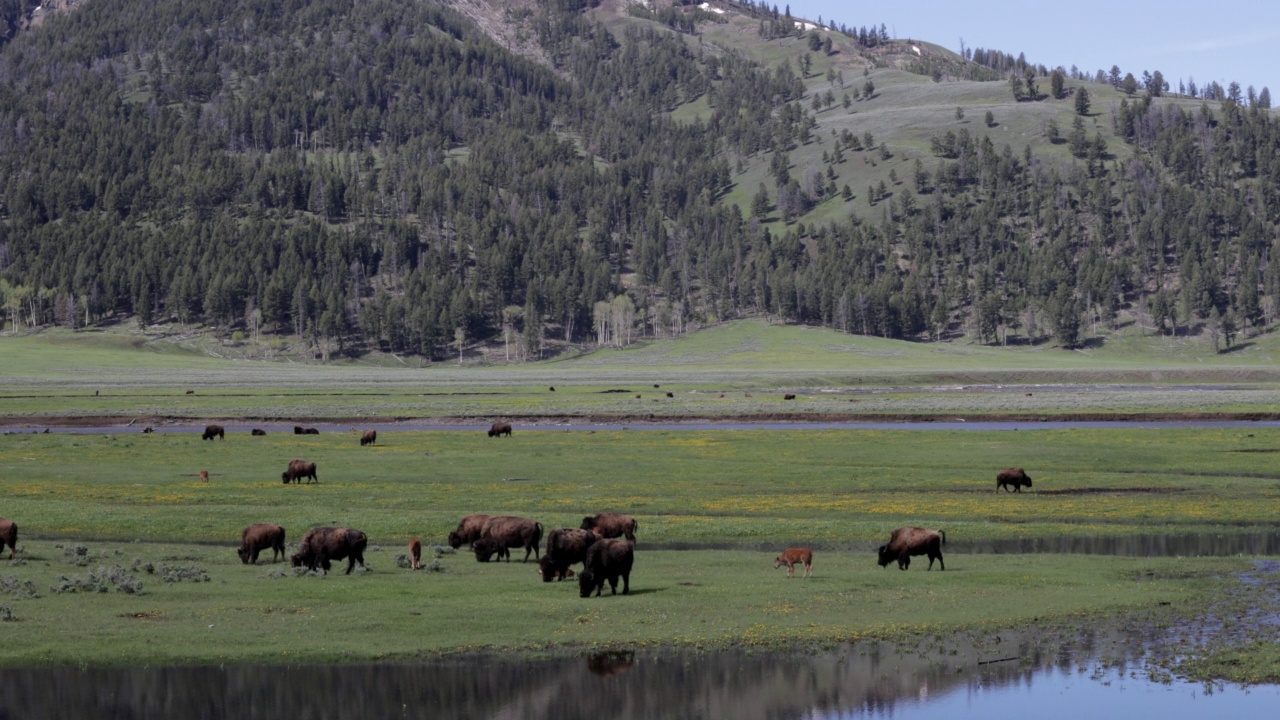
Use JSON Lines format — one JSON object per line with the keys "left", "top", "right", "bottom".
{"left": 786, "top": 1, "right": 1280, "bottom": 98}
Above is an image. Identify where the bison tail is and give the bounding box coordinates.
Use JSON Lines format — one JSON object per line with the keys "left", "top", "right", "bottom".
{"left": 939, "top": 530, "right": 947, "bottom": 546}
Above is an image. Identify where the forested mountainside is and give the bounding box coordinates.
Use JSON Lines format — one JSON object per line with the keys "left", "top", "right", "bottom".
{"left": 0, "top": 0, "right": 1278, "bottom": 359}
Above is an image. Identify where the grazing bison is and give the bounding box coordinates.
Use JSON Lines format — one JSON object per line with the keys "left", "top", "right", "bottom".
{"left": 480, "top": 515, "right": 543, "bottom": 562}
{"left": 281, "top": 459, "right": 318, "bottom": 484}
{"left": 238, "top": 523, "right": 286, "bottom": 564}
{"left": 877, "top": 527, "right": 946, "bottom": 571}
{"left": 303, "top": 427, "right": 320, "bottom": 435}
{"left": 409, "top": 538, "right": 422, "bottom": 570}
{"left": 142, "top": 426, "right": 154, "bottom": 434}
{"left": 202, "top": 425, "right": 224, "bottom": 441}
{"left": 665, "top": 392, "right": 674, "bottom": 398}
{"left": 472, "top": 537, "right": 509, "bottom": 562}
{"left": 580, "top": 513, "right": 638, "bottom": 545}
{"left": 774, "top": 547, "right": 813, "bottom": 578}
{"left": 360, "top": 429, "right": 377, "bottom": 446}
{"left": 578, "top": 539, "right": 634, "bottom": 598}
{"left": 251, "top": 428, "right": 266, "bottom": 436}
{"left": 0, "top": 518, "right": 16, "bottom": 559}
{"left": 549, "top": 386, "right": 555, "bottom": 392}
{"left": 996, "top": 467, "right": 1033, "bottom": 493}
{"left": 447, "top": 514, "right": 493, "bottom": 549}
{"left": 783, "top": 393, "right": 796, "bottom": 400}
{"left": 294, "top": 426, "right": 304, "bottom": 435}
{"left": 291, "top": 527, "right": 367, "bottom": 574}
{"left": 487, "top": 422, "right": 512, "bottom": 438}
{"left": 199, "top": 470, "right": 209, "bottom": 483}
{"left": 539, "top": 528, "right": 598, "bottom": 582}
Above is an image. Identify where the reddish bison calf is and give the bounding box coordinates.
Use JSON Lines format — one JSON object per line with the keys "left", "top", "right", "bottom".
{"left": 539, "top": 528, "right": 598, "bottom": 582}
{"left": 578, "top": 539, "right": 634, "bottom": 598}
{"left": 581, "top": 513, "right": 638, "bottom": 545}
{"left": 996, "top": 467, "right": 1033, "bottom": 493}
{"left": 409, "top": 538, "right": 422, "bottom": 570}
{"left": 291, "top": 527, "right": 367, "bottom": 574}
{"left": 281, "top": 459, "right": 318, "bottom": 484}
{"left": 0, "top": 517, "right": 16, "bottom": 559}
{"left": 487, "top": 422, "right": 513, "bottom": 438}
{"left": 202, "top": 425, "right": 224, "bottom": 440}
{"left": 447, "top": 514, "right": 493, "bottom": 549}
{"left": 199, "top": 470, "right": 209, "bottom": 483}
{"left": 774, "top": 547, "right": 813, "bottom": 578}
{"left": 238, "top": 523, "right": 286, "bottom": 564}
{"left": 877, "top": 527, "right": 946, "bottom": 571}
{"left": 360, "top": 429, "right": 377, "bottom": 446}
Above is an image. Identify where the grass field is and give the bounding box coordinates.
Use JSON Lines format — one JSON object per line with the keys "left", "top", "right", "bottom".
{"left": 0, "top": 424, "right": 1277, "bottom": 667}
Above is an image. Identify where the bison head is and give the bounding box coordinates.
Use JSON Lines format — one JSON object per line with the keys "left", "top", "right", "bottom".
{"left": 579, "top": 517, "right": 596, "bottom": 531}
{"left": 446, "top": 531, "right": 464, "bottom": 549}
{"left": 290, "top": 552, "right": 306, "bottom": 568}
{"left": 773, "top": 556, "right": 784, "bottom": 569}
{"left": 281, "top": 471, "right": 291, "bottom": 484}
{"left": 538, "top": 555, "right": 558, "bottom": 582}
{"left": 473, "top": 538, "right": 501, "bottom": 562}
{"left": 1022, "top": 476, "right": 1033, "bottom": 488}
{"left": 237, "top": 547, "right": 251, "bottom": 564}
{"left": 876, "top": 544, "right": 893, "bottom": 568}
{"left": 577, "top": 568, "right": 596, "bottom": 598}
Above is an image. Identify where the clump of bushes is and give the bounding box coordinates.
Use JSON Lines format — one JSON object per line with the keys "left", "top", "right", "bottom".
{"left": 51, "top": 566, "right": 144, "bottom": 595}
{"left": 0, "top": 574, "right": 40, "bottom": 599}
{"left": 0, "top": 605, "right": 14, "bottom": 621}
{"left": 156, "top": 563, "right": 209, "bottom": 583}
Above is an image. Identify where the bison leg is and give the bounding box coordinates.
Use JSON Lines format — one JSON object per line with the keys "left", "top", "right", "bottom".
{"left": 803, "top": 562, "right": 812, "bottom": 578}
{"left": 621, "top": 571, "right": 629, "bottom": 595}
{"left": 347, "top": 552, "right": 365, "bottom": 574}
{"left": 898, "top": 555, "right": 910, "bottom": 571}
{"left": 928, "top": 552, "right": 945, "bottom": 571}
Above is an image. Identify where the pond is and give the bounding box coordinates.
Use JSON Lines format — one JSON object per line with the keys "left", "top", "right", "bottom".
{"left": 4, "top": 631, "right": 1278, "bottom": 719}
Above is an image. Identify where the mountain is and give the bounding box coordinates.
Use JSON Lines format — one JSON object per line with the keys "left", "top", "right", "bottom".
{"left": 0, "top": 0, "right": 1277, "bottom": 361}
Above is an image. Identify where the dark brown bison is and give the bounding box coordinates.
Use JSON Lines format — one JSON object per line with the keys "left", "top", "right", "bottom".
{"left": 251, "top": 428, "right": 266, "bottom": 436}
{"left": 281, "top": 459, "right": 318, "bottom": 484}
{"left": 447, "top": 514, "right": 493, "bottom": 549}
{"left": 783, "top": 393, "right": 796, "bottom": 400}
{"left": 996, "top": 467, "right": 1033, "bottom": 493}
{"left": 774, "top": 547, "right": 813, "bottom": 578}
{"left": 202, "top": 425, "right": 224, "bottom": 440}
{"left": 291, "top": 527, "right": 367, "bottom": 574}
{"left": 409, "top": 538, "right": 422, "bottom": 570}
{"left": 487, "top": 422, "right": 512, "bottom": 438}
{"left": 0, "top": 518, "right": 16, "bottom": 559}
{"left": 580, "top": 513, "right": 638, "bottom": 545}
{"left": 877, "top": 527, "right": 946, "bottom": 571}
{"left": 539, "top": 528, "right": 598, "bottom": 582}
{"left": 294, "top": 426, "right": 304, "bottom": 435}
{"left": 578, "top": 539, "right": 634, "bottom": 598}
{"left": 479, "top": 515, "right": 543, "bottom": 562}
{"left": 238, "top": 523, "right": 286, "bottom": 564}
{"left": 472, "top": 537, "right": 509, "bottom": 562}
{"left": 360, "top": 429, "right": 377, "bottom": 446}
{"left": 303, "top": 427, "right": 320, "bottom": 435}
{"left": 142, "top": 426, "right": 154, "bottom": 434}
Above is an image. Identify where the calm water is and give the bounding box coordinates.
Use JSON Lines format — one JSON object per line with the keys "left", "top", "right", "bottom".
{"left": 3, "top": 638, "right": 1277, "bottom": 720}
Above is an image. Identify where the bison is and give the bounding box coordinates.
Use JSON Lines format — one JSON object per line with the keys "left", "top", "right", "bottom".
{"left": 360, "top": 429, "right": 377, "bottom": 446}
{"left": 472, "top": 537, "right": 509, "bottom": 562}
{"left": 996, "top": 467, "right": 1033, "bottom": 493}
{"left": 409, "top": 538, "right": 422, "bottom": 570}
{"left": 877, "top": 527, "right": 946, "bottom": 571}
{"left": 0, "top": 518, "right": 16, "bottom": 559}
{"left": 665, "top": 392, "right": 674, "bottom": 398}
{"left": 578, "top": 539, "right": 634, "bottom": 598}
{"left": 487, "top": 422, "right": 512, "bottom": 438}
{"left": 251, "top": 428, "right": 266, "bottom": 436}
{"left": 238, "top": 523, "right": 286, "bottom": 564}
{"left": 580, "top": 513, "right": 638, "bottom": 545}
{"left": 202, "top": 425, "right": 224, "bottom": 441}
{"left": 291, "top": 527, "right": 367, "bottom": 574}
{"left": 774, "top": 547, "right": 813, "bottom": 578}
{"left": 783, "top": 393, "right": 796, "bottom": 400}
{"left": 199, "top": 470, "right": 209, "bottom": 483}
{"left": 303, "top": 427, "right": 320, "bottom": 435}
{"left": 447, "top": 514, "right": 493, "bottom": 549}
{"left": 539, "top": 528, "right": 598, "bottom": 582}
{"left": 281, "top": 459, "right": 318, "bottom": 484}
{"left": 294, "top": 426, "right": 304, "bottom": 435}
{"left": 479, "top": 515, "right": 543, "bottom": 562}
{"left": 142, "top": 426, "right": 154, "bottom": 434}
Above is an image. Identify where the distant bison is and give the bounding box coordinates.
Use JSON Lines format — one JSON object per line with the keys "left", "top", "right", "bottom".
{"left": 783, "top": 394, "right": 796, "bottom": 400}
{"left": 409, "top": 538, "right": 422, "bottom": 570}
{"left": 487, "top": 422, "right": 512, "bottom": 438}
{"left": 360, "top": 429, "right": 377, "bottom": 446}
{"left": 142, "top": 426, "right": 154, "bottom": 434}
{"left": 539, "top": 528, "right": 598, "bottom": 582}
{"left": 0, "top": 518, "right": 16, "bottom": 559}
{"left": 199, "top": 470, "right": 209, "bottom": 483}
{"left": 202, "top": 425, "right": 224, "bottom": 441}
{"left": 302, "top": 427, "right": 320, "bottom": 435}
{"left": 238, "top": 523, "right": 286, "bottom": 564}
{"left": 774, "top": 547, "right": 813, "bottom": 578}
{"left": 665, "top": 392, "right": 674, "bottom": 398}
{"left": 291, "top": 527, "right": 367, "bottom": 574}
{"left": 294, "top": 426, "right": 304, "bottom": 435}
{"left": 251, "top": 428, "right": 266, "bottom": 436}
{"left": 578, "top": 539, "right": 634, "bottom": 598}
{"left": 580, "top": 513, "right": 638, "bottom": 545}
{"left": 996, "top": 467, "right": 1033, "bottom": 493}
{"left": 281, "top": 459, "right": 318, "bottom": 484}
{"left": 479, "top": 515, "right": 543, "bottom": 562}
{"left": 447, "top": 514, "right": 493, "bottom": 549}
{"left": 877, "top": 527, "right": 946, "bottom": 571}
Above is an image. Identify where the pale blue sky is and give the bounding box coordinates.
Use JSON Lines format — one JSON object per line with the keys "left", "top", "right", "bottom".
{"left": 787, "top": 1, "right": 1279, "bottom": 98}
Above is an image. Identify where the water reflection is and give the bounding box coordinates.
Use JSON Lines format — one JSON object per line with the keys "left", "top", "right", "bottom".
{"left": 6, "top": 628, "right": 1257, "bottom": 720}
